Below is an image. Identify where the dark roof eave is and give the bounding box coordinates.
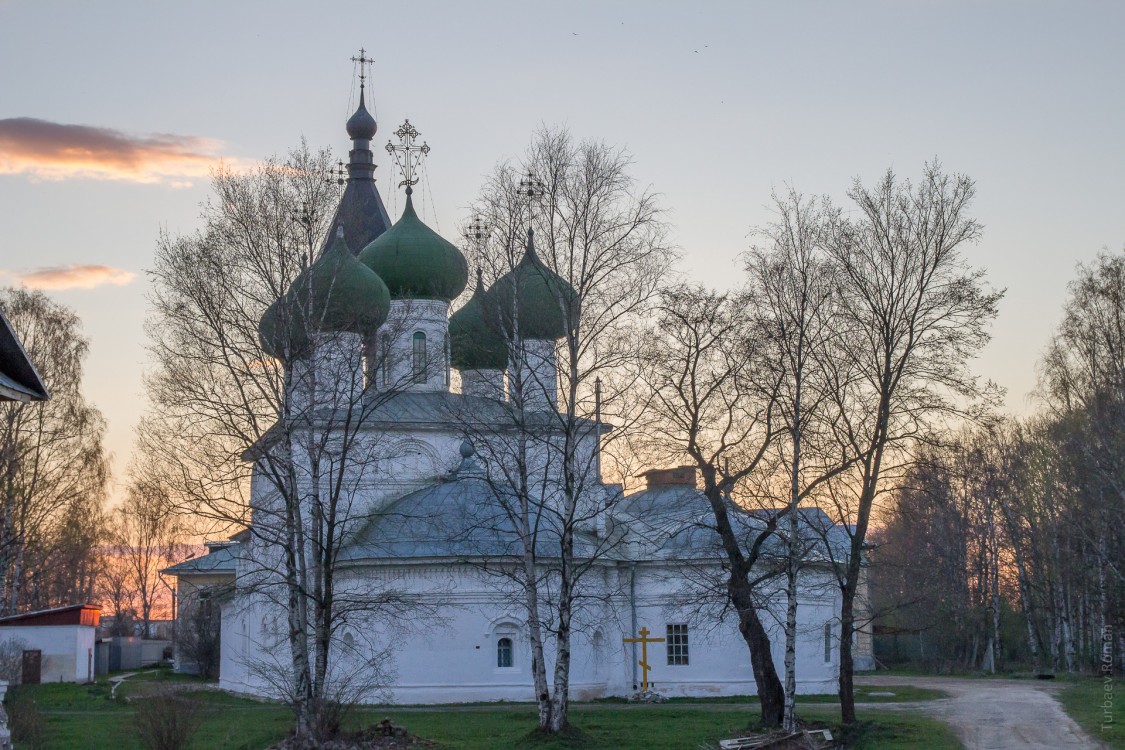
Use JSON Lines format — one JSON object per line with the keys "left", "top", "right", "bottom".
{"left": 0, "top": 308, "right": 49, "bottom": 402}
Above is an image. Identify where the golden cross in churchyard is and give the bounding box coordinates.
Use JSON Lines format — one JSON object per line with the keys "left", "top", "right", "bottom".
{"left": 623, "top": 626, "right": 664, "bottom": 692}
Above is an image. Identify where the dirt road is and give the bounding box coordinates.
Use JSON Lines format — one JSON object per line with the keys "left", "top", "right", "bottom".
{"left": 856, "top": 674, "right": 1101, "bottom": 749}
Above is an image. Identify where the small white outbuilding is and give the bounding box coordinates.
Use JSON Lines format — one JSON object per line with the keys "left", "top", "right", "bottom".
{"left": 0, "top": 604, "right": 100, "bottom": 683}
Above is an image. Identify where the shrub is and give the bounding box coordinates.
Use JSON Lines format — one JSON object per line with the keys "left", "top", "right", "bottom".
{"left": 0, "top": 637, "right": 28, "bottom": 684}
{"left": 132, "top": 688, "right": 204, "bottom": 750}
{"left": 7, "top": 691, "right": 47, "bottom": 750}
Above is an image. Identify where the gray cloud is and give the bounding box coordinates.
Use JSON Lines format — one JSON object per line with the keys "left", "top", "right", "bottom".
{"left": 0, "top": 117, "right": 227, "bottom": 184}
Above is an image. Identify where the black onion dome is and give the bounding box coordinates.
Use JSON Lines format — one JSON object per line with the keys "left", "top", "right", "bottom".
{"left": 449, "top": 269, "right": 509, "bottom": 371}
{"left": 358, "top": 193, "right": 469, "bottom": 301}
{"left": 259, "top": 230, "right": 391, "bottom": 359}
{"left": 345, "top": 89, "right": 377, "bottom": 140}
{"left": 323, "top": 88, "right": 392, "bottom": 256}
{"left": 485, "top": 229, "right": 577, "bottom": 341}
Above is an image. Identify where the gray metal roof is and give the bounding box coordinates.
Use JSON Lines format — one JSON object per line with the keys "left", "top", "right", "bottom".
{"left": 362, "top": 390, "right": 600, "bottom": 429}
{"left": 342, "top": 455, "right": 604, "bottom": 562}
{"left": 244, "top": 390, "right": 603, "bottom": 462}
{"left": 613, "top": 485, "right": 851, "bottom": 563}
{"left": 340, "top": 463, "right": 851, "bottom": 566}
{"left": 162, "top": 543, "right": 238, "bottom": 575}
{"left": 343, "top": 473, "right": 517, "bottom": 560}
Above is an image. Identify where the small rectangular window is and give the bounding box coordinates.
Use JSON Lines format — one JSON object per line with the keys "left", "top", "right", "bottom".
{"left": 824, "top": 622, "right": 833, "bottom": 662}
{"left": 666, "top": 624, "right": 688, "bottom": 666}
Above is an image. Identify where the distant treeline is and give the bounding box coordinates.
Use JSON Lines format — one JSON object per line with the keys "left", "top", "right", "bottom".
{"left": 873, "top": 252, "right": 1125, "bottom": 676}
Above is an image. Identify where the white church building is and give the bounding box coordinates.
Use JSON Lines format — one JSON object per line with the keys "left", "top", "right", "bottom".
{"left": 165, "top": 84, "right": 870, "bottom": 705}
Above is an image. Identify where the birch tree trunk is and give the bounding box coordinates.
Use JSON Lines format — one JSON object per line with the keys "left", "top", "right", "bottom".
{"left": 524, "top": 569, "right": 552, "bottom": 730}
{"left": 782, "top": 358, "right": 803, "bottom": 731}
{"left": 783, "top": 543, "right": 800, "bottom": 730}
{"left": 549, "top": 565, "right": 573, "bottom": 734}
{"left": 988, "top": 498, "right": 1002, "bottom": 673}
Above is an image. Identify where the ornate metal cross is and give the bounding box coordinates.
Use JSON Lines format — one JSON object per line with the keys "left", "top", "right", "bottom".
{"left": 326, "top": 160, "right": 347, "bottom": 186}
{"left": 351, "top": 48, "right": 375, "bottom": 87}
{"left": 623, "top": 626, "right": 665, "bottom": 692}
{"left": 385, "top": 120, "right": 430, "bottom": 191}
{"left": 463, "top": 216, "right": 490, "bottom": 287}
{"left": 291, "top": 200, "right": 318, "bottom": 268}
{"left": 291, "top": 200, "right": 315, "bottom": 230}
{"left": 517, "top": 170, "right": 546, "bottom": 226}
{"left": 463, "top": 214, "right": 490, "bottom": 246}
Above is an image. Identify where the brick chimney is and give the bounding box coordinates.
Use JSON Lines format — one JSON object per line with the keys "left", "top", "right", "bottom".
{"left": 641, "top": 466, "right": 697, "bottom": 488}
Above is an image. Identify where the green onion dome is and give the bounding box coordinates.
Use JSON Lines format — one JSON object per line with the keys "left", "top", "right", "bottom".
{"left": 449, "top": 269, "right": 509, "bottom": 371}
{"left": 259, "top": 229, "right": 391, "bottom": 359}
{"left": 485, "top": 228, "right": 577, "bottom": 341}
{"left": 357, "top": 191, "right": 469, "bottom": 301}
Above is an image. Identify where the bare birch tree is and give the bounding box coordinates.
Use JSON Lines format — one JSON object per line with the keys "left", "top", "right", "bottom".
{"left": 138, "top": 143, "right": 428, "bottom": 741}
{"left": 747, "top": 190, "right": 854, "bottom": 729}
{"left": 1034, "top": 249, "right": 1125, "bottom": 673}
{"left": 0, "top": 288, "right": 108, "bottom": 614}
{"left": 97, "top": 539, "right": 140, "bottom": 636}
{"left": 106, "top": 480, "right": 188, "bottom": 636}
{"left": 458, "top": 126, "right": 673, "bottom": 734}
{"left": 1040, "top": 250, "right": 1125, "bottom": 582}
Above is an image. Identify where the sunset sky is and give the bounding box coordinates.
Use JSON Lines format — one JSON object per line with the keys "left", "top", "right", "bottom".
{"left": 2, "top": 1, "right": 1123, "bottom": 504}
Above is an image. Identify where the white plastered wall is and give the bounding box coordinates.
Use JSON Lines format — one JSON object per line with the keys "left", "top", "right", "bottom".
{"left": 0, "top": 625, "right": 95, "bottom": 683}
{"left": 218, "top": 555, "right": 840, "bottom": 704}
{"left": 370, "top": 300, "right": 451, "bottom": 394}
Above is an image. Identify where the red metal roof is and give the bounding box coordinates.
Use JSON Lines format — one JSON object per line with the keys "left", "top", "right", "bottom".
{"left": 0, "top": 603, "right": 101, "bottom": 627}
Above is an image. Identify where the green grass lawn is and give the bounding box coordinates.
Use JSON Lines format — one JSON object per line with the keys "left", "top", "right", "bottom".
{"left": 397, "top": 684, "right": 946, "bottom": 708}
{"left": 799, "top": 707, "right": 961, "bottom": 750}
{"left": 6, "top": 673, "right": 961, "bottom": 750}
{"left": 353, "top": 706, "right": 959, "bottom": 750}
{"left": 610, "top": 683, "right": 945, "bottom": 704}
{"left": 1057, "top": 676, "right": 1125, "bottom": 750}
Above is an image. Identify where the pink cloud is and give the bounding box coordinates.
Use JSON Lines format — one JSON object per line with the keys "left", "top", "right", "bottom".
{"left": 4, "top": 265, "right": 137, "bottom": 290}
{"left": 0, "top": 117, "right": 230, "bottom": 185}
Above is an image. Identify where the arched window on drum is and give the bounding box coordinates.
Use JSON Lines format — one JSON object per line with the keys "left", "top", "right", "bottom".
{"left": 380, "top": 333, "right": 391, "bottom": 386}
{"left": 412, "top": 331, "right": 427, "bottom": 382}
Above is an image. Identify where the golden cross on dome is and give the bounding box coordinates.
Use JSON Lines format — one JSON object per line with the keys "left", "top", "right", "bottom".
{"left": 385, "top": 119, "right": 430, "bottom": 192}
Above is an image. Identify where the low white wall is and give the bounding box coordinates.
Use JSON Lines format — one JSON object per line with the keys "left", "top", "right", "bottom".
{"left": 218, "top": 563, "right": 842, "bottom": 705}
{"left": 0, "top": 625, "right": 95, "bottom": 683}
